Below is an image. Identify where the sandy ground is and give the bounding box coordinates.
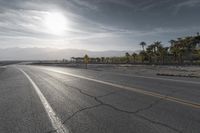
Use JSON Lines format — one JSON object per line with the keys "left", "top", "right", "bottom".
{"left": 86, "top": 64, "right": 200, "bottom": 78}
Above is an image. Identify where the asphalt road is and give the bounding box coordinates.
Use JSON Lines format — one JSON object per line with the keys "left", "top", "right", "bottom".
{"left": 0, "top": 65, "right": 200, "bottom": 133}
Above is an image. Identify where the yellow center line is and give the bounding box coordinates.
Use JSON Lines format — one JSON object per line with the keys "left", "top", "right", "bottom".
{"left": 38, "top": 67, "right": 200, "bottom": 109}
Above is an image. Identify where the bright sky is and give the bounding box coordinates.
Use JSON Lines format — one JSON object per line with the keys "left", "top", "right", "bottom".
{"left": 0, "top": 0, "right": 200, "bottom": 51}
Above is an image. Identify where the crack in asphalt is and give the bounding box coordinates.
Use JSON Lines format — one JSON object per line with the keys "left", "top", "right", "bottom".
{"left": 41, "top": 70, "right": 122, "bottom": 99}
{"left": 35, "top": 70, "right": 182, "bottom": 133}
{"left": 96, "top": 90, "right": 124, "bottom": 98}
{"left": 61, "top": 83, "right": 182, "bottom": 133}
{"left": 134, "top": 96, "right": 165, "bottom": 114}
{"left": 62, "top": 104, "right": 102, "bottom": 124}
{"left": 136, "top": 114, "right": 182, "bottom": 133}
{"left": 46, "top": 129, "right": 57, "bottom": 133}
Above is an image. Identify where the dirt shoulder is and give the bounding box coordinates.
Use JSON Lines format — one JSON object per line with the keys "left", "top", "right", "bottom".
{"left": 87, "top": 64, "right": 200, "bottom": 78}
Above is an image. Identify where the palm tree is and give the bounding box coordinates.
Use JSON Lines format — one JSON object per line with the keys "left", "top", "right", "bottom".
{"left": 184, "top": 36, "right": 195, "bottom": 64}
{"left": 139, "top": 42, "right": 147, "bottom": 51}
{"left": 173, "top": 38, "right": 185, "bottom": 64}
{"left": 158, "top": 46, "right": 169, "bottom": 64}
{"left": 101, "top": 57, "right": 105, "bottom": 63}
{"left": 84, "top": 54, "right": 89, "bottom": 69}
{"left": 125, "top": 52, "right": 130, "bottom": 63}
{"left": 96, "top": 57, "right": 101, "bottom": 63}
{"left": 132, "top": 53, "right": 137, "bottom": 64}
{"left": 152, "top": 41, "right": 162, "bottom": 64}
{"left": 169, "top": 40, "right": 178, "bottom": 63}
{"left": 146, "top": 44, "right": 155, "bottom": 64}
{"left": 139, "top": 51, "right": 146, "bottom": 64}
{"left": 139, "top": 42, "right": 147, "bottom": 63}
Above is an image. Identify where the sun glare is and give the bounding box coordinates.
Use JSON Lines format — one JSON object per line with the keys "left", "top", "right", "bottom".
{"left": 44, "top": 12, "right": 67, "bottom": 35}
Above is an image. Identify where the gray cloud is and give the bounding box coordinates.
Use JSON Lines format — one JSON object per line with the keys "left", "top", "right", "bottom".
{"left": 173, "top": 0, "right": 200, "bottom": 14}
{"left": 176, "top": 0, "right": 200, "bottom": 8}
{"left": 0, "top": 0, "right": 200, "bottom": 51}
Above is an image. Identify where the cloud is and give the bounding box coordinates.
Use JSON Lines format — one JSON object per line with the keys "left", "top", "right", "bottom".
{"left": 0, "top": 1, "right": 115, "bottom": 38}
{"left": 173, "top": 0, "right": 200, "bottom": 13}
{"left": 177, "top": 0, "right": 200, "bottom": 7}
{"left": 70, "top": 0, "right": 98, "bottom": 10}
{"left": 0, "top": 0, "right": 200, "bottom": 51}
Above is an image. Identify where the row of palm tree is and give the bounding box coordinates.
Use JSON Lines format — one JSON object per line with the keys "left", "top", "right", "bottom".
{"left": 135, "top": 33, "right": 200, "bottom": 65}
{"left": 79, "top": 33, "right": 200, "bottom": 65}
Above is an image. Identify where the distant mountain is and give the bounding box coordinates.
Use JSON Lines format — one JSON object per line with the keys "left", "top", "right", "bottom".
{"left": 0, "top": 48, "right": 135, "bottom": 60}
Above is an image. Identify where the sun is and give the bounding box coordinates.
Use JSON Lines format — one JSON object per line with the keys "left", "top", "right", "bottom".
{"left": 44, "top": 12, "right": 67, "bottom": 35}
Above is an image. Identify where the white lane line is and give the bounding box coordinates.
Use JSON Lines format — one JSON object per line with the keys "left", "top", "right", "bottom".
{"left": 36, "top": 66, "right": 200, "bottom": 85}
{"left": 18, "top": 68, "right": 69, "bottom": 133}
{"left": 43, "top": 68, "right": 200, "bottom": 109}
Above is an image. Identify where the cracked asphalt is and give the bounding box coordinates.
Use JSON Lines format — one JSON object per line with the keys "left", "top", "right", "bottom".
{"left": 0, "top": 65, "right": 200, "bottom": 133}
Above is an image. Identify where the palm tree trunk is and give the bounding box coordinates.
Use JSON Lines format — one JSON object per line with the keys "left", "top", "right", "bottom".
{"left": 142, "top": 46, "right": 144, "bottom": 51}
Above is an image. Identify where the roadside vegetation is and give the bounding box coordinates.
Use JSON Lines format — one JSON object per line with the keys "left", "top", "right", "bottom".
{"left": 72, "top": 33, "right": 200, "bottom": 65}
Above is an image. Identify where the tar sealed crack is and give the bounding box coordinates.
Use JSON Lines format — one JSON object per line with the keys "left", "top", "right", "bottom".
{"left": 42, "top": 72, "right": 182, "bottom": 133}
{"left": 45, "top": 129, "right": 57, "bottom": 133}
{"left": 61, "top": 84, "right": 182, "bottom": 133}
{"left": 62, "top": 104, "right": 102, "bottom": 124}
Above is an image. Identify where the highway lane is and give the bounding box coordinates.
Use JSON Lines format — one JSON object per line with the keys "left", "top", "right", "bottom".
{"left": 0, "top": 65, "right": 200, "bottom": 133}
{"left": 35, "top": 65, "right": 200, "bottom": 103}
{"left": 0, "top": 66, "right": 54, "bottom": 133}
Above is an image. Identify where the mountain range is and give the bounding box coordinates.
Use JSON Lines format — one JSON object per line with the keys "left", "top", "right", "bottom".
{"left": 0, "top": 48, "right": 136, "bottom": 60}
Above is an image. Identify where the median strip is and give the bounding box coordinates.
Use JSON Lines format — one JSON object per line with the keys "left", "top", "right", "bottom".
{"left": 18, "top": 68, "right": 69, "bottom": 133}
